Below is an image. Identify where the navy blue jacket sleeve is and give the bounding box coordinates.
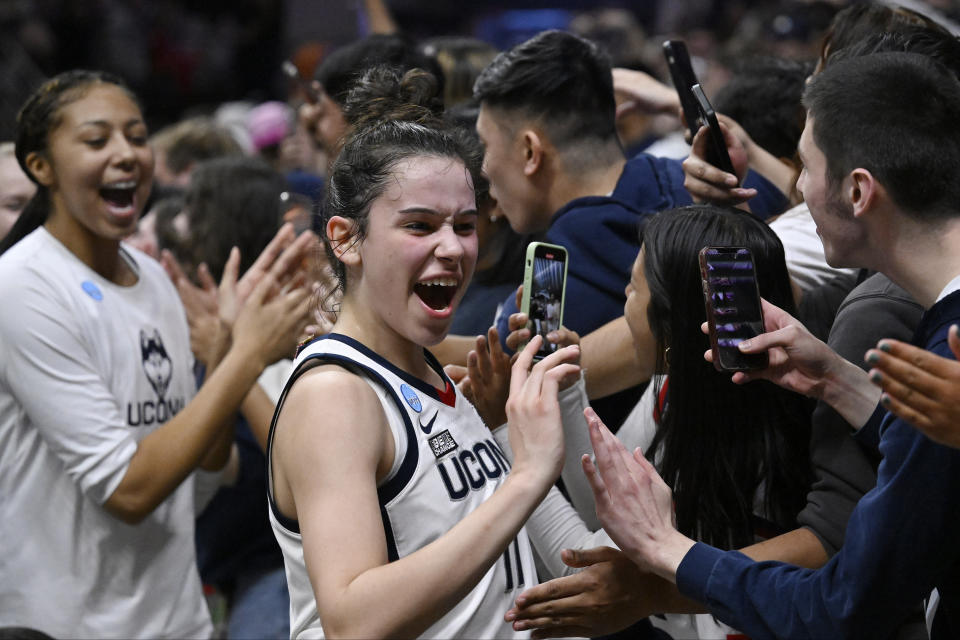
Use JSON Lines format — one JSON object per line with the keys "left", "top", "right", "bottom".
{"left": 677, "top": 406, "right": 960, "bottom": 638}
{"left": 676, "top": 333, "right": 960, "bottom": 639}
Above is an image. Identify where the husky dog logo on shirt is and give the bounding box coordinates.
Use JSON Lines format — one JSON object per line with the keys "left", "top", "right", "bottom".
{"left": 140, "top": 329, "right": 172, "bottom": 399}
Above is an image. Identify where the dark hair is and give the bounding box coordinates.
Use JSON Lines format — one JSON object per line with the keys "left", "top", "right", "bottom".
{"left": 0, "top": 70, "right": 137, "bottom": 256}
{"left": 420, "top": 36, "right": 499, "bottom": 108}
{"left": 315, "top": 34, "right": 445, "bottom": 107}
{"left": 472, "top": 30, "right": 619, "bottom": 151}
{"left": 320, "top": 67, "right": 482, "bottom": 302}
{"left": 803, "top": 52, "right": 960, "bottom": 220}
{"left": 818, "top": 2, "right": 949, "bottom": 67}
{"left": 713, "top": 57, "right": 811, "bottom": 160}
{"left": 152, "top": 116, "right": 244, "bottom": 176}
{"left": 641, "top": 205, "right": 812, "bottom": 549}
{"left": 182, "top": 157, "right": 285, "bottom": 281}
{"left": 826, "top": 26, "right": 960, "bottom": 79}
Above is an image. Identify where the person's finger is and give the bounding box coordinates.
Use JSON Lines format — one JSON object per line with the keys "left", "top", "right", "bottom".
{"left": 269, "top": 229, "right": 316, "bottom": 283}
{"left": 509, "top": 335, "right": 542, "bottom": 397}
{"left": 508, "top": 312, "right": 529, "bottom": 332}
{"left": 475, "top": 334, "right": 493, "bottom": 381}
{"left": 487, "top": 326, "right": 506, "bottom": 362}
{"left": 506, "top": 327, "right": 530, "bottom": 352}
{"left": 511, "top": 604, "right": 592, "bottom": 629}
{"left": 444, "top": 364, "right": 468, "bottom": 384}
{"left": 878, "top": 387, "right": 933, "bottom": 432}
{"left": 515, "top": 285, "right": 524, "bottom": 310}
{"left": 197, "top": 262, "right": 217, "bottom": 293}
{"left": 460, "top": 377, "right": 476, "bottom": 405}
{"left": 870, "top": 365, "right": 939, "bottom": 419}
{"left": 560, "top": 545, "right": 622, "bottom": 569}
{"left": 466, "top": 349, "right": 482, "bottom": 387}
{"left": 872, "top": 339, "right": 960, "bottom": 384}
{"left": 160, "top": 249, "right": 185, "bottom": 284}
{"left": 949, "top": 325, "right": 960, "bottom": 360}
{"left": 735, "top": 325, "right": 795, "bottom": 354}
{"left": 221, "top": 247, "right": 241, "bottom": 289}
{"left": 247, "top": 223, "right": 296, "bottom": 276}
{"left": 511, "top": 573, "right": 588, "bottom": 610}
{"left": 581, "top": 452, "right": 608, "bottom": 508}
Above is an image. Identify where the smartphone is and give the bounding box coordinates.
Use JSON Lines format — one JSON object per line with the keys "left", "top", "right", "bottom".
{"left": 520, "top": 242, "right": 568, "bottom": 360}
{"left": 699, "top": 246, "right": 768, "bottom": 371}
{"left": 282, "top": 60, "right": 320, "bottom": 104}
{"left": 691, "top": 83, "right": 737, "bottom": 177}
{"left": 662, "top": 40, "right": 703, "bottom": 142}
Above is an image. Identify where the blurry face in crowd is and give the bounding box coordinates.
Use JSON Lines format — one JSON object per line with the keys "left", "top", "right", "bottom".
{"left": 300, "top": 87, "right": 349, "bottom": 166}
{"left": 476, "top": 105, "right": 544, "bottom": 234}
{"left": 796, "top": 117, "right": 862, "bottom": 268}
{"left": 339, "top": 155, "right": 478, "bottom": 348}
{"left": 0, "top": 153, "right": 36, "bottom": 239}
{"left": 32, "top": 84, "right": 154, "bottom": 245}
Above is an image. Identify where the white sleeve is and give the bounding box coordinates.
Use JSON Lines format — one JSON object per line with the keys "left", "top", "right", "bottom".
{"left": 555, "top": 375, "right": 601, "bottom": 530}
{"left": 0, "top": 276, "right": 136, "bottom": 505}
{"left": 493, "top": 421, "right": 617, "bottom": 580}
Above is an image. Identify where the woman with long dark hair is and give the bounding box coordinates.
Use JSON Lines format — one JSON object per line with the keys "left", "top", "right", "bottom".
{"left": 0, "top": 70, "right": 313, "bottom": 637}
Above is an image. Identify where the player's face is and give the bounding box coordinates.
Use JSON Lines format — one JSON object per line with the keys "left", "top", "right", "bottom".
{"left": 476, "top": 105, "right": 545, "bottom": 234}
{"left": 355, "top": 155, "right": 479, "bottom": 347}
{"left": 624, "top": 246, "right": 652, "bottom": 360}
{"left": 796, "top": 117, "right": 863, "bottom": 268}
{"left": 36, "top": 83, "right": 154, "bottom": 244}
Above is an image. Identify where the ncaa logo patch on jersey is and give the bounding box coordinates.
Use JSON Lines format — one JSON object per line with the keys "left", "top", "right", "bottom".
{"left": 400, "top": 383, "right": 422, "bottom": 413}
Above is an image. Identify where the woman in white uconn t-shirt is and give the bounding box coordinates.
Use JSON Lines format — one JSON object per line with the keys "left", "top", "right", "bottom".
{"left": 0, "top": 70, "right": 313, "bottom": 638}
{"left": 266, "top": 67, "right": 580, "bottom": 639}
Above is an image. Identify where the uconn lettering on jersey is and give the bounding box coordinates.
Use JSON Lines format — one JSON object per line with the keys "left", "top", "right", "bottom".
{"left": 127, "top": 397, "right": 186, "bottom": 427}
{"left": 437, "top": 438, "right": 512, "bottom": 501}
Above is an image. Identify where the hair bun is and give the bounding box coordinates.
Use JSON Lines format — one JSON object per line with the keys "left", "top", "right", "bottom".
{"left": 343, "top": 66, "right": 444, "bottom": 134}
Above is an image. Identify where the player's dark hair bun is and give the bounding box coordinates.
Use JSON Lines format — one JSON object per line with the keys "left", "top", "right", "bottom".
{"left": 344, "top": 66, "right": 443, "bottom": 134}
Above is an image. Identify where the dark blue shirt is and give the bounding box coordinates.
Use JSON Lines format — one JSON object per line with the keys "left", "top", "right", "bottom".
{"left": 676, "top": 290, "right": 960, "bottom": 639}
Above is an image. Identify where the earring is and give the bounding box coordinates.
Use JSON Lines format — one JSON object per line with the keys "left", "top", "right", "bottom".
{"left": 664, "top": 346, "right": 671, "bottom": 368}
{"left": 489, "top": 213, "right": 499, "bottom": 222}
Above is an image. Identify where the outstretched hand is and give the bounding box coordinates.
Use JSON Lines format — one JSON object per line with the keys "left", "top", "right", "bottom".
{"left": 458, "top": 327, "right": 513, "bottom": 429}
{"left": 866, "top": 325, "right": 960, "bottom": 449}
{"left": 505, "top": 546, "right": 652, "bottom": 638}
{"left": 705, "top": 297, "right": 837, "bottom": 396}
{"left": 161, "top": 251, "right": 222, "bottom": 365}
{"left": 582, "top": 407, "right": 693, "bottom": 580}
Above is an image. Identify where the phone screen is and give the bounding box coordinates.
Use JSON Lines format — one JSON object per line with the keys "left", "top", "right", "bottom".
{"left": 526, "top": 245, "right": 567, "bottom": 359}
{"left": 700, "top": 247, "right": 767, "bottom": 371}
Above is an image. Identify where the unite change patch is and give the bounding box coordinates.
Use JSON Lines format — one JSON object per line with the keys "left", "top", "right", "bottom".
{"left": 400, "top": 383, "right": 422, "bottom": 413}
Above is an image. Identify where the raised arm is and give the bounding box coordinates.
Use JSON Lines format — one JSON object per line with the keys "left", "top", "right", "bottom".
{"left": 274, "top": 339, "right": 580, "bottom": 638}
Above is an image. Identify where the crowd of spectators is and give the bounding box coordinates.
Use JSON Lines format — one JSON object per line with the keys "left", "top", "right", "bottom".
{"left": 3, "top": 1, "right": 960, "bottom": 639}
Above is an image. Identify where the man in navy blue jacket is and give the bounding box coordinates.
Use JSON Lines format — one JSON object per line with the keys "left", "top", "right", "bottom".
{"left": 578, "top": 52, "right": 960, "bottom": 639}
{"left": 472, "top": 30, "right": 784, "bottom": 427}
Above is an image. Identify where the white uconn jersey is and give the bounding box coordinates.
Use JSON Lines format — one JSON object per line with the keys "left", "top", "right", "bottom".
{"left": 268, "top": 334, "right": 536, "bottom": 639}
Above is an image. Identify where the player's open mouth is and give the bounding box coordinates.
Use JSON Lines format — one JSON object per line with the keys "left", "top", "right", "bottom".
{"left": 99, "top": 180, "right": 137, "bottom": 213}
{"left": 414, "top": 278, "right": 458, "bottom": 311}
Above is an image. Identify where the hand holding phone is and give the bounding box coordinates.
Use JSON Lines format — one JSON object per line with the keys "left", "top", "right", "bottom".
{"left": 520, "top": 242, "right": 568, "bottom": 360}
{"left": 699, "top": 246, "right": 768, "bottom": 371}
{"left": 691, "top": 84, "right": 737, "bottom": 177}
